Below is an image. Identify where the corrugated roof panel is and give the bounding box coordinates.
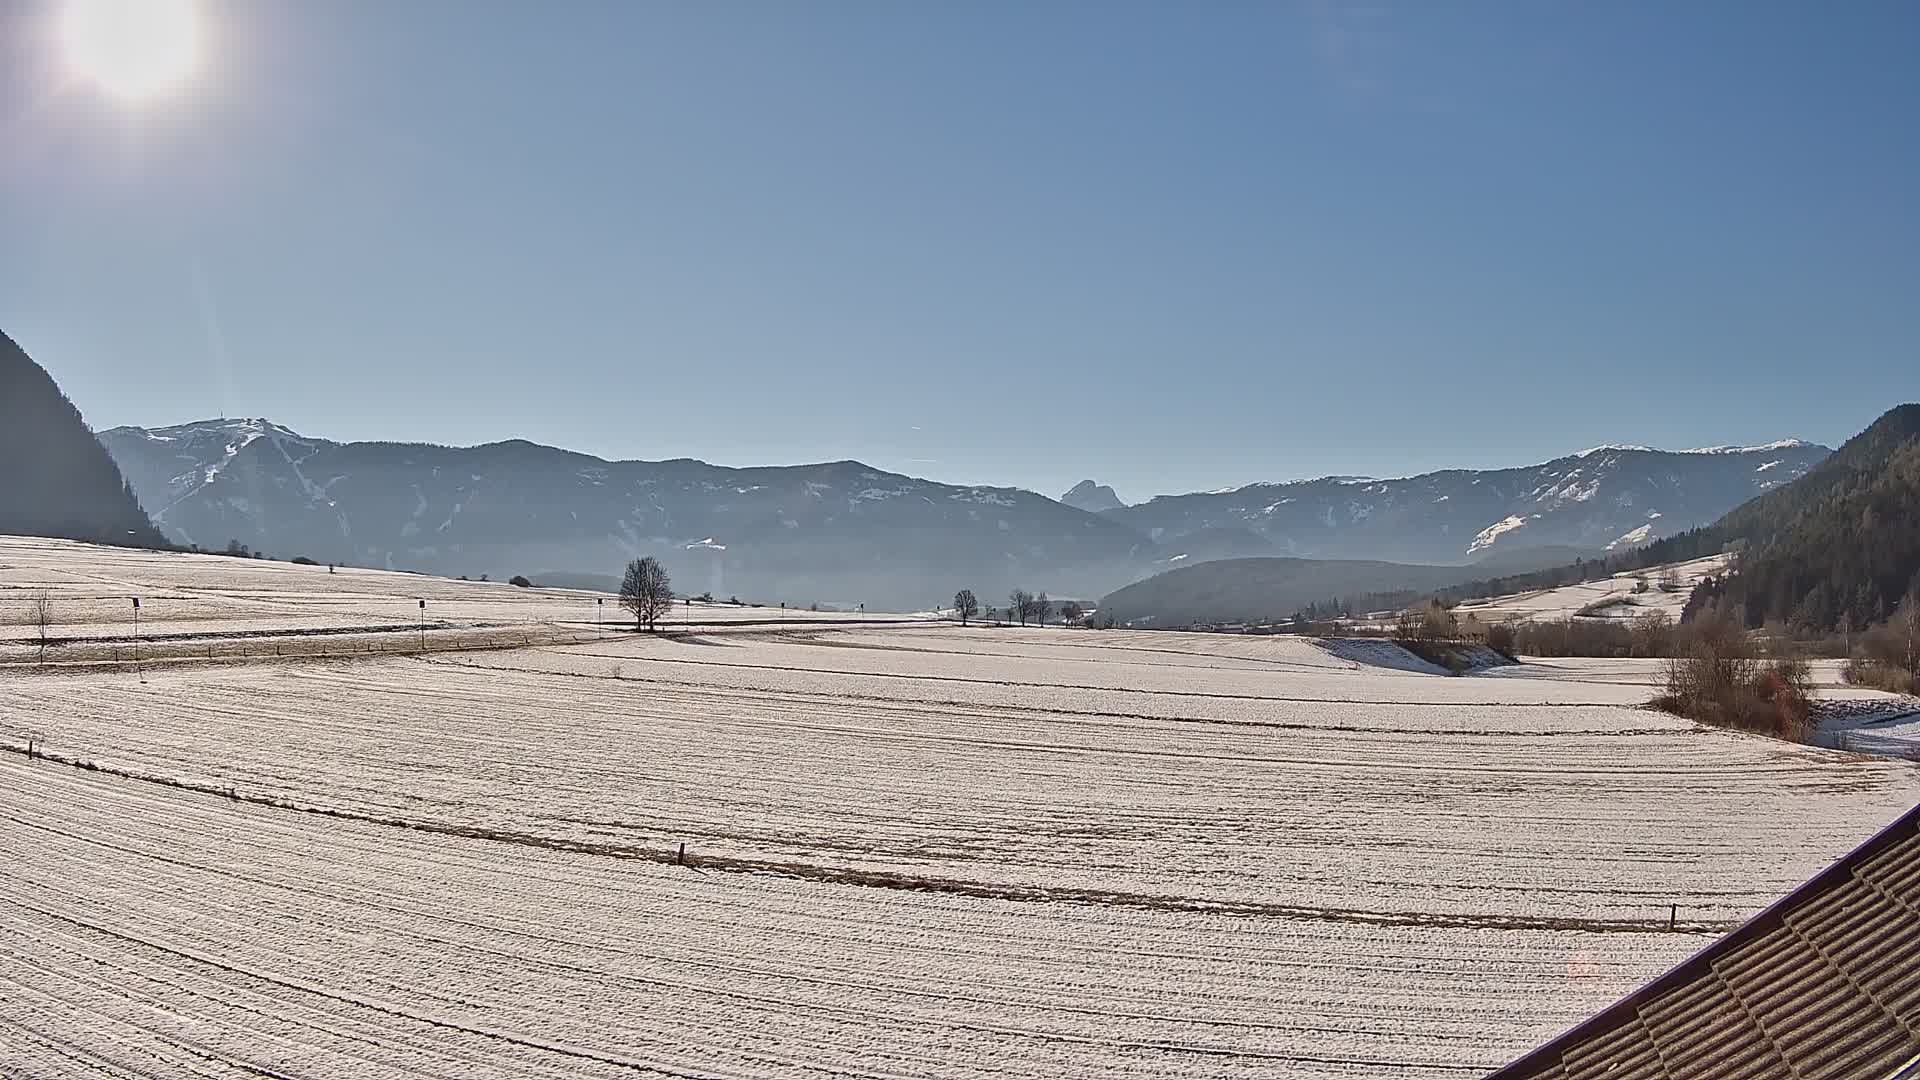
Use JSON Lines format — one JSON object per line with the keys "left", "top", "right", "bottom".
{"left": 1484, "top": 804, "right": 1920, "bottom": 1080}
{"left": 1562, "top": 1016, "right": 1666, "bottom": 1080}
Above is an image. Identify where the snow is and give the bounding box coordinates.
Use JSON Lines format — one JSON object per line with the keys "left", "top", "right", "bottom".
{"left": 1576, "top": 439, "right": 1811, "bottom": 457}
{"left": 1467, "top": 513, "right": 1532, "bottom": 554}
{"left": 1814, "top": 701, "right": 1920, "bottom": 756}
{"left": 1680, "top": 439, "right": 1813, "bottom": 454}
{"left": 1451, "top": 554, "right": 1732, "bottom": 626}
{"left": 1315, "top": 637, "right": 1449, "bottom": 674}
{"left": 1606, "top": 523, "right": 1655, "bottom": 550}
{"left": 3, "top": 536, "right": 1918, "bottom": 1077}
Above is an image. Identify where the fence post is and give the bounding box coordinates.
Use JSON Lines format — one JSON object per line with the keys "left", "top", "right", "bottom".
{"left": 1669, "top": 904, "right": 1677, "bottom": 930}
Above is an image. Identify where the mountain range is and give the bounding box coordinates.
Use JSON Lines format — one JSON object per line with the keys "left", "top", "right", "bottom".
{"left": 1098, "top": 441, "right": 1829, "bottom": 565}
{"left": 96, "top": 415, "right": 1830, "bottom": 609}
{"left": 97, "top": 419, "right": 1149, "bottom": 609}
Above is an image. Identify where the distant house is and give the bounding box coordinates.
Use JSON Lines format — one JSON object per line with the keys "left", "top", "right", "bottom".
{"left": 1488, "top": 802, "right": 1920, "bottom": 1079}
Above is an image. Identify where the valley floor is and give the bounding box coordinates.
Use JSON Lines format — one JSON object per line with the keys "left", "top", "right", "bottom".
{"left": 3, "top": 538, "right": 1919, "bottom": 1078}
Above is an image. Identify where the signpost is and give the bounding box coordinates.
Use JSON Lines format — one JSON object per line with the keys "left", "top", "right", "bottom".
{"left": 132, "top": 597, "right": 140, "bottom": 666}
{"left": 418, "top": 599, "right": 426, "bottom": 652}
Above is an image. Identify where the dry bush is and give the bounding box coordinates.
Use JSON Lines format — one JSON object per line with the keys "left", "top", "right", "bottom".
{"left": 1484, "top": 621, "right": 1517, "bottom": 659}
{"left": 1653, "top": 615, "right": 1814, "bottom": 740}
{"left": 1394, "top": 600, "right": 1456, "bottom": 644}
{"left": 1843, "top": 657, "right": 1918, "bottom": 695}
{"left": 1509, "top": 618, "right": 1637, "bottom": 658}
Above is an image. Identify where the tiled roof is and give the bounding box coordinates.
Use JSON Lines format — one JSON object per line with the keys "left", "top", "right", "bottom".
{"left": 1488, "top": 803, "right": 1920, "bottom": 1080}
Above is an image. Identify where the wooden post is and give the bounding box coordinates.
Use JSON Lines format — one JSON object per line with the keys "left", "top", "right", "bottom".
{"left": 676, "top": 843, "right": 685, "bottom": 866}
{"left": 1669, "top": 904, "right": 1677, "bottom": 930}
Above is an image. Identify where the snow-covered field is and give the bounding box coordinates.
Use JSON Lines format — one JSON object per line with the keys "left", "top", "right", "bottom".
{"left": 0, "top": 535, "right": 929, "bottom": 663}
{"left": 1450, "top": 554, "right": 1732, "bottom": 625}
{"left": 3, "top": 538, "right": 1919, "bottom": 1078}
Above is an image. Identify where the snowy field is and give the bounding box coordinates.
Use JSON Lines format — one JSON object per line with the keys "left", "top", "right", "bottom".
{"left": 1450, "top": 554, "right": 1732, "bottom": 625}
{"left": 0, "top": 536, "right": 929, "bottom": 663}
{"left": 3, "top": 539, "right": 1920, "bottom": 1078}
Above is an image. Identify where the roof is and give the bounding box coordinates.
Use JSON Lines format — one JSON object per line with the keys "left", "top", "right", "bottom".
{"left": 1487, "top": 802, "right": 1920, "bottom": 1080}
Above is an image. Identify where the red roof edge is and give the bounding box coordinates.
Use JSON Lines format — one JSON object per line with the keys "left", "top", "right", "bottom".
{"left": 1483, "top": 799, "right": 1920, "bottom": 1079}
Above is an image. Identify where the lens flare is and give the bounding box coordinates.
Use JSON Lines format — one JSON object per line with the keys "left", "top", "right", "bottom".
{"left": 60, "top": 0, "right": 203, "bottom": 101}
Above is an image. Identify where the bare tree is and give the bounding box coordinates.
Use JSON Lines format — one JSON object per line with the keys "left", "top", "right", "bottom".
{"left": 1897, "top": 588, "right": 1920, "bottom": 673}
{"left": 1059, "top": 600, "right": 1085, "bottom": 626}
{"left": 1662, "top": 612, "right": 1758, "bottom": 720}
{"left": 619, "top": 557, "right": 674, "bottom": 632}
{"left": 1008, "top": 589, "right": 1032, "bottom": 627}
{"left": 31, "top": 592, "right": 52, "bottom": 663}
{"left": 1658, "top": 566, "right": 1683, "bottom": 594}
{"left": 1629, "top": 610, "right": 1674, "bottom": 659}
{"left": 953, "top": 589, "right": 979, "bottom": 626}
{"left": 1034, "top": 592, "right": 1049, "bottom": 627}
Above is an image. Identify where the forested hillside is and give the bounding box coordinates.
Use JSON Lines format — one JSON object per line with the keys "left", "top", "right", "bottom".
{"left": 1678, "top": 405, "right": 1920, "bottom": 629}
{"left": 1427, "top": 405, "right": 1920, "bottom": 632}
{"left": 0, "top": 330, "right": 164, "bottom": 547}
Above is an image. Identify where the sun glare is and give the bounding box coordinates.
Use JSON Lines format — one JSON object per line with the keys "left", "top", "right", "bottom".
{"left": 60, "top": 0, "right": 203, "bottom": 101}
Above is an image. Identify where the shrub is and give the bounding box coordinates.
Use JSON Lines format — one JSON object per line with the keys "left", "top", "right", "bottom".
{"left": 508, "top": 575, "right": 533, "bottom": 588}
{"left": 290, "top": 555, "right": 319, "bottom": 566}
{"left": 1653, "top": 615, "right": 1815, "bottom": 740}
{"left": 1393, "top": 600, "right": 1456, "bottom": 643}
{"left": 1508, "top": 618, "right": 1636, "bottom": 658}
{"left": 1844, "top": 657, "right": 1918, "bottom": 695}
{"left": 1484, "top": 622, "right": 1517, "bottom": 658}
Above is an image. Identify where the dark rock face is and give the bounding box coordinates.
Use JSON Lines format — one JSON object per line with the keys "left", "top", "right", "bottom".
{"left": 1060, "top": 480, "right": 1125, "bottom": 514}
{"left": 0, "top": 330, "right": 163, "bottom": 548}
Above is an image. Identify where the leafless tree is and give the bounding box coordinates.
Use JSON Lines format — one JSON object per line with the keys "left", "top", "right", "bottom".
{"left": 31, "top": 593, "right": 52, "bottom": 663}
{"left": 619, "top": 557, "right": 674, "bottom": 631}
{"left": 1658, "top": 566, "right": 1683, "bottom": 594}
{"left": 1897, "top": 589, "right": 1920, "bottom": 673}
{"left": 1008, "top": 589, "right": 1032, "bottom": 627}
{"left": 1058, "top": 601, "right": 1085, "bottom": 626}
{"left": 1396, "top": 600, "right": 1454, "bottom": 642}
{"left": 953, "top": 589, "right": 979, "bottom": 626}
{"left": 1034, "top": 592, "right": 1049, "bottom": 627}
{"left": 1629, "top": 610, "right": 1674, "bottom": 658}
{"left": 1662, "top": 612, "right": 1758, "bottom": 717}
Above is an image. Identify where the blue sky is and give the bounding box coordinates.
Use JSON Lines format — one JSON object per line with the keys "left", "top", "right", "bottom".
{"left": 3, "top": 1, "right": 1916, "bottom": 502}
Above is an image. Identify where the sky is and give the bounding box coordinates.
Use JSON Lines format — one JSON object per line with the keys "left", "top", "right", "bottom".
{"left": 3, "top": 1, "right": 1917, "bottom": 503}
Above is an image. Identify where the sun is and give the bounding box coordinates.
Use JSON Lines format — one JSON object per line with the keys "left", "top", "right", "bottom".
{"left": 60, "top": 0, "right": 203, "bottom": 101}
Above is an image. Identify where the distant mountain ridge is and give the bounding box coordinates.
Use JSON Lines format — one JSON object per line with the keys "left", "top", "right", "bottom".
{"left": 0, "top": 330, "right": 163, "bottom": 548}
{"left": 100, "top": 416, "right": 1835, "bottom": 612}
{"left": 1105, "top": 442, "right": 1830, "bottom": 566}
{"left": 100, "top": 418, "right": 1150, "bottom": 609}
